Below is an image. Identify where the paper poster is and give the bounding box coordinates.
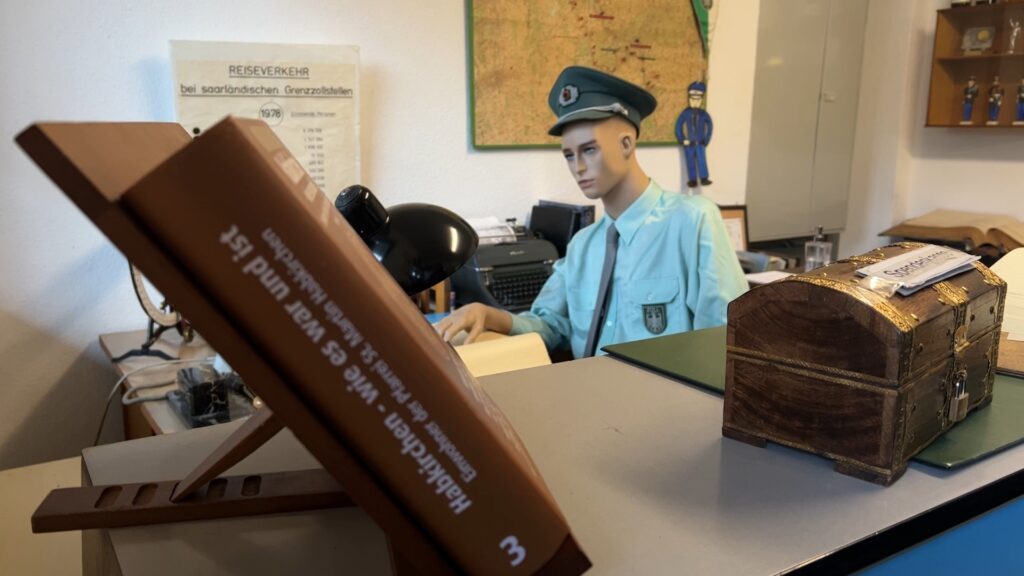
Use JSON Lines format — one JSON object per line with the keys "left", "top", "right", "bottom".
{"left": 171, "top": 40, "right": 359, "bottom": 197}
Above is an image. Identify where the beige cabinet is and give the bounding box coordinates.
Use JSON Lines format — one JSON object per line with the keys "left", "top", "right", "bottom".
{"left": 745, "top": 0, "right": 869, "bottom": 242}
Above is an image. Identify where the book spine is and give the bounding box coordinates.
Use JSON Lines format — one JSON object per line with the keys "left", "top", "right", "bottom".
{"left": 122, "top": 118, "right": 584, "bottom": 575}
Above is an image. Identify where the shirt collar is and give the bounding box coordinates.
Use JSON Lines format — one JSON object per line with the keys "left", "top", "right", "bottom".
{"left": 602, "top": 179, "right": 663, "bottom": 246}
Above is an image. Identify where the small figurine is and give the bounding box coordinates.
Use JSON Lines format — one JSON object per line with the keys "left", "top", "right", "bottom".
{"left": 1015, "top": 78, "right": 1024, "bottom": 125}
{"left": 987, "top": 76, "right": 1005, "bottom": 124}
{"left": 962, "top": 76, "right": 979, "bottom": 124}
{"left": 675, "top": 81, "right": 713, "bottom": 188}
{"left": 1009, "top": 18, "right": 1021, "bottom": 54}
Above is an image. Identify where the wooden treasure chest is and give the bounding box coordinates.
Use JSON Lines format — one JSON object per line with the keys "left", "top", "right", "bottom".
{"left": 723, "top": 243, "right": 1007, "bottom": 485}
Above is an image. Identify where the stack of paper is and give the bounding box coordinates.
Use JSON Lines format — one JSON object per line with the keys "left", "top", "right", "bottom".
{"left": 465, "top": 216, "right": 517, "bottom": 245}
{"left": 856, "top": 245, "right": 980, "bottom": 296}
{"left": 992, "top": 248, "right": 1024, "bottom": 340}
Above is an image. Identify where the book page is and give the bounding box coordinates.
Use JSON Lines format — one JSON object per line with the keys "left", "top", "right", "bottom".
{"left": 993, "top": 221, "right": 1024, "bottom": 247}
{"left": 900, "top": 209, "right": 1019, "bottom": 232}
{"left": 992, "top": 248, "right": 1024, "bottom": 337}
{"left": 454, "top": 333, "right": 551, "bottom": 378}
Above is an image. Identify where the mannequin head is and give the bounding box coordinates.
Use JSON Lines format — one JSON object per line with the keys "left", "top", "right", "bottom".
{"left": 560, "top": 116, "right": 649, "bottom": 218}
{"left": 547, "top": 66, "right": 656, "bottom": 217}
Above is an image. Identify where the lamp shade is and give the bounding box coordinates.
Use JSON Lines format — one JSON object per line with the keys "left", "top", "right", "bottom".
{"left": 335, "top": 185, "right": 478, "bottom": 295}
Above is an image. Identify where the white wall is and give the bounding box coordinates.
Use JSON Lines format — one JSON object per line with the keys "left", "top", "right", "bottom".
{"left": 843, "top": 0, "right": 1024, "bottom": 257}
{"left": 842, "top": 0, "right": 920, "bottom": 256}
{"left": 0, "top": 0, "right": 760, "bottom": 469}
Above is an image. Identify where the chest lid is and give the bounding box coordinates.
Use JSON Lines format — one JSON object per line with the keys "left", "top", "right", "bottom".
{"left": 727, "top": 244, "right": 1007, "bottom": 387}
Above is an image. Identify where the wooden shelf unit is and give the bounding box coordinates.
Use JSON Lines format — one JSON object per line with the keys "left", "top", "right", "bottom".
{"left": 928, "top": 1, "right": 1024, "bottom": 127}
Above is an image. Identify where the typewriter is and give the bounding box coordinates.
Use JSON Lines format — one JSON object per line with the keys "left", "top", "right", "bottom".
{"left": 451, "top": 238, "right": 559, "bottom": 312}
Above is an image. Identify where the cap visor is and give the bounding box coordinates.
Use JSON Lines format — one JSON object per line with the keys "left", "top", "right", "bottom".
{"left": 547, "top": 109, "right": 620, "bottom": 136}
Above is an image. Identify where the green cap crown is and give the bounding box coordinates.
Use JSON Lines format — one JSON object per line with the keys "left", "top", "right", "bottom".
{"left": 547, "top": 66, "right": 657, "bottom": 136}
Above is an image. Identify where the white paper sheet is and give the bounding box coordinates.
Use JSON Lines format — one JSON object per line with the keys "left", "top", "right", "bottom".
{"left": 856, "top": 245, "right": 979, "bottom": 295}
{"left": 171, "top": 40, "right": 360, "bottom": 198}
{"left": 992, "top": 248, "right": 1024, "bottom": 338}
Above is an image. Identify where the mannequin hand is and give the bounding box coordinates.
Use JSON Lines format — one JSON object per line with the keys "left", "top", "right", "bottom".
{"left": 433, "top": 303, "right": 511, "bottom": 344}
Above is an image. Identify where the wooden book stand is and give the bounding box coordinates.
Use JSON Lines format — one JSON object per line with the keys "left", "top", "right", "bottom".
{"left": 30, "top": 409, "right": 358, "bottom": 532}
{"left": 17, "top": 120, "right": 589, "bottom": 576}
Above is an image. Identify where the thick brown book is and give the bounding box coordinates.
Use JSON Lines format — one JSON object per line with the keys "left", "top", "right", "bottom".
{"left": 881, "top": 209, "right": 1024, "bottom": 252}
{"left": 17, "top": 118, "right": 589, "bottom": 575}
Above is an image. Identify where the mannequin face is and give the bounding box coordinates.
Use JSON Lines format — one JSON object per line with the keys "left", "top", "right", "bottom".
{"left": 688, "top": 93, "right": 704, "bottom": 108}
{"left": 560, "top": 118, "right": 635, "bottom": 201}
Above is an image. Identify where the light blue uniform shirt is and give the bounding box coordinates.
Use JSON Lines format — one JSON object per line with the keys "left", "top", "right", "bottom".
{"left": 510, "top": 180, "right": 747, "bottom": 358}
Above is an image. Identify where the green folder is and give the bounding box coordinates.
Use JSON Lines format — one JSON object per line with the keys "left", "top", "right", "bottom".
{"left": 915, "top": 374, "right": 1024, "bottom": 468}
{"left": 603, "top": 326, "right": 728, "bottom": 394}
{"left": 602, "top": 327, "right": 1024, "bottom": 469}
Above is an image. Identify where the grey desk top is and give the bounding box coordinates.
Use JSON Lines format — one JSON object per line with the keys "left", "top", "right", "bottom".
{"left": 84, "top": 356, "right": 1024, "bottom": 575}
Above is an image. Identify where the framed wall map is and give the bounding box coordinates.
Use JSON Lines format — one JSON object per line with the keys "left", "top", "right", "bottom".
{"left": 469, "top": 0, "right": 709, "bottom": 148}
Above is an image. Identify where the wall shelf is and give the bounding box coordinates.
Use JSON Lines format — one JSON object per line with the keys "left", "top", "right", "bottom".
{"left": 940, "top": 1, "right": 1024, "bottom": 18}
{"left": 937, "top": 53, "right": 1024, "bottom": 62}
{"left": 927, "top": 1, "right": 1024, "bottom": 127}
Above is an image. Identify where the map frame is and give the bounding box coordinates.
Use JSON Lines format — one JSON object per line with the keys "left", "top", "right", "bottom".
{"left": 467, "top": 0, "right": 708, "bottom": 149}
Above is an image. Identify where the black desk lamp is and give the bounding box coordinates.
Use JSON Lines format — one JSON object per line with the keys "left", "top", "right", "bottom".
{"left": 335, "top": 185, "right": 478, "bottom": 296}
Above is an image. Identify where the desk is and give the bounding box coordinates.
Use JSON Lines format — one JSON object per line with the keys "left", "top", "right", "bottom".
{"left": 99, "top": 329, "right": 549, "bottom": 438}
{"left": 99, "top": 330, "right": 216, "bottom": 437}
{"left": 80, "top": 355, "right": 1024, "bottom": 575}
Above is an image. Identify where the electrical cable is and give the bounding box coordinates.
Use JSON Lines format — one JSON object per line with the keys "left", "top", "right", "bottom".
{"left": 121, "top": 382, "right": 175, "bottom": 405}
{"left": 92, "top": 357, "right": 214, "bottom": 446}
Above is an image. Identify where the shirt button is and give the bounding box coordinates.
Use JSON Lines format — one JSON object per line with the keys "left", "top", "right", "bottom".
{"left": 647, "top": 293, "right": 653, "bottom": 300}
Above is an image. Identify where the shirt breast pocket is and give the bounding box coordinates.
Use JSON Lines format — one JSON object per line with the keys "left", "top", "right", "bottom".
{"left": 626, "top": 276, "right": 682, "bottom": 336}
{"left": 567, "top": 287, "right": 596, "bottom": 334}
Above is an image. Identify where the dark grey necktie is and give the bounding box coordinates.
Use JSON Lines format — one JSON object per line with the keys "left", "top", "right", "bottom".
{"left": 583, "top": 223, "right": 619, "bottom": 357}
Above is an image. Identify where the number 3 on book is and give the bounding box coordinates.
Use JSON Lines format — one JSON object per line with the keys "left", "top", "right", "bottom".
{"left": 499, "top": 535, "right": 526, "bottom": 567}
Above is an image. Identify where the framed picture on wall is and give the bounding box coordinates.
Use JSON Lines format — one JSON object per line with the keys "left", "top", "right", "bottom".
{"left": 718, "top": 205, "right": 748, "bottom": 252}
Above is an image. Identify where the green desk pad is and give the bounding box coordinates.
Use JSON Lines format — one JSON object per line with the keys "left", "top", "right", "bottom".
{"left": 603, "top": 326, "right": 729, "bottom": 394}
{"left": 602, "top": 327, "right": 1024, "bottom": 469}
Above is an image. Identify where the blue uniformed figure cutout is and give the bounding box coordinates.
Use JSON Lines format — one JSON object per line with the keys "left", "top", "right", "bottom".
{"left": 962, "top": 76, "right": 979, "bottom": 124}
{"left": 1016, "top": 78, "right": 1024, "bottom": 124}
{"left": 988, "top": 76, "right": 1004, "bottom": 124}
{"left": 675, "top": 81, "right": 713, "bottom": 188}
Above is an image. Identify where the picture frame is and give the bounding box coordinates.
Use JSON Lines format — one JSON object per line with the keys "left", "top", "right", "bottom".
{"left": 962, "top": 26, "right": 995, "bottom": 54}
{"left": 718, "top": 205, "right": 748, "bottom": 252}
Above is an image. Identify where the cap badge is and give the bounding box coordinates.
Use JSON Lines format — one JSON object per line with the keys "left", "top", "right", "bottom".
{"left": 558, "top": 84, "right": 579, "bottom": 107}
